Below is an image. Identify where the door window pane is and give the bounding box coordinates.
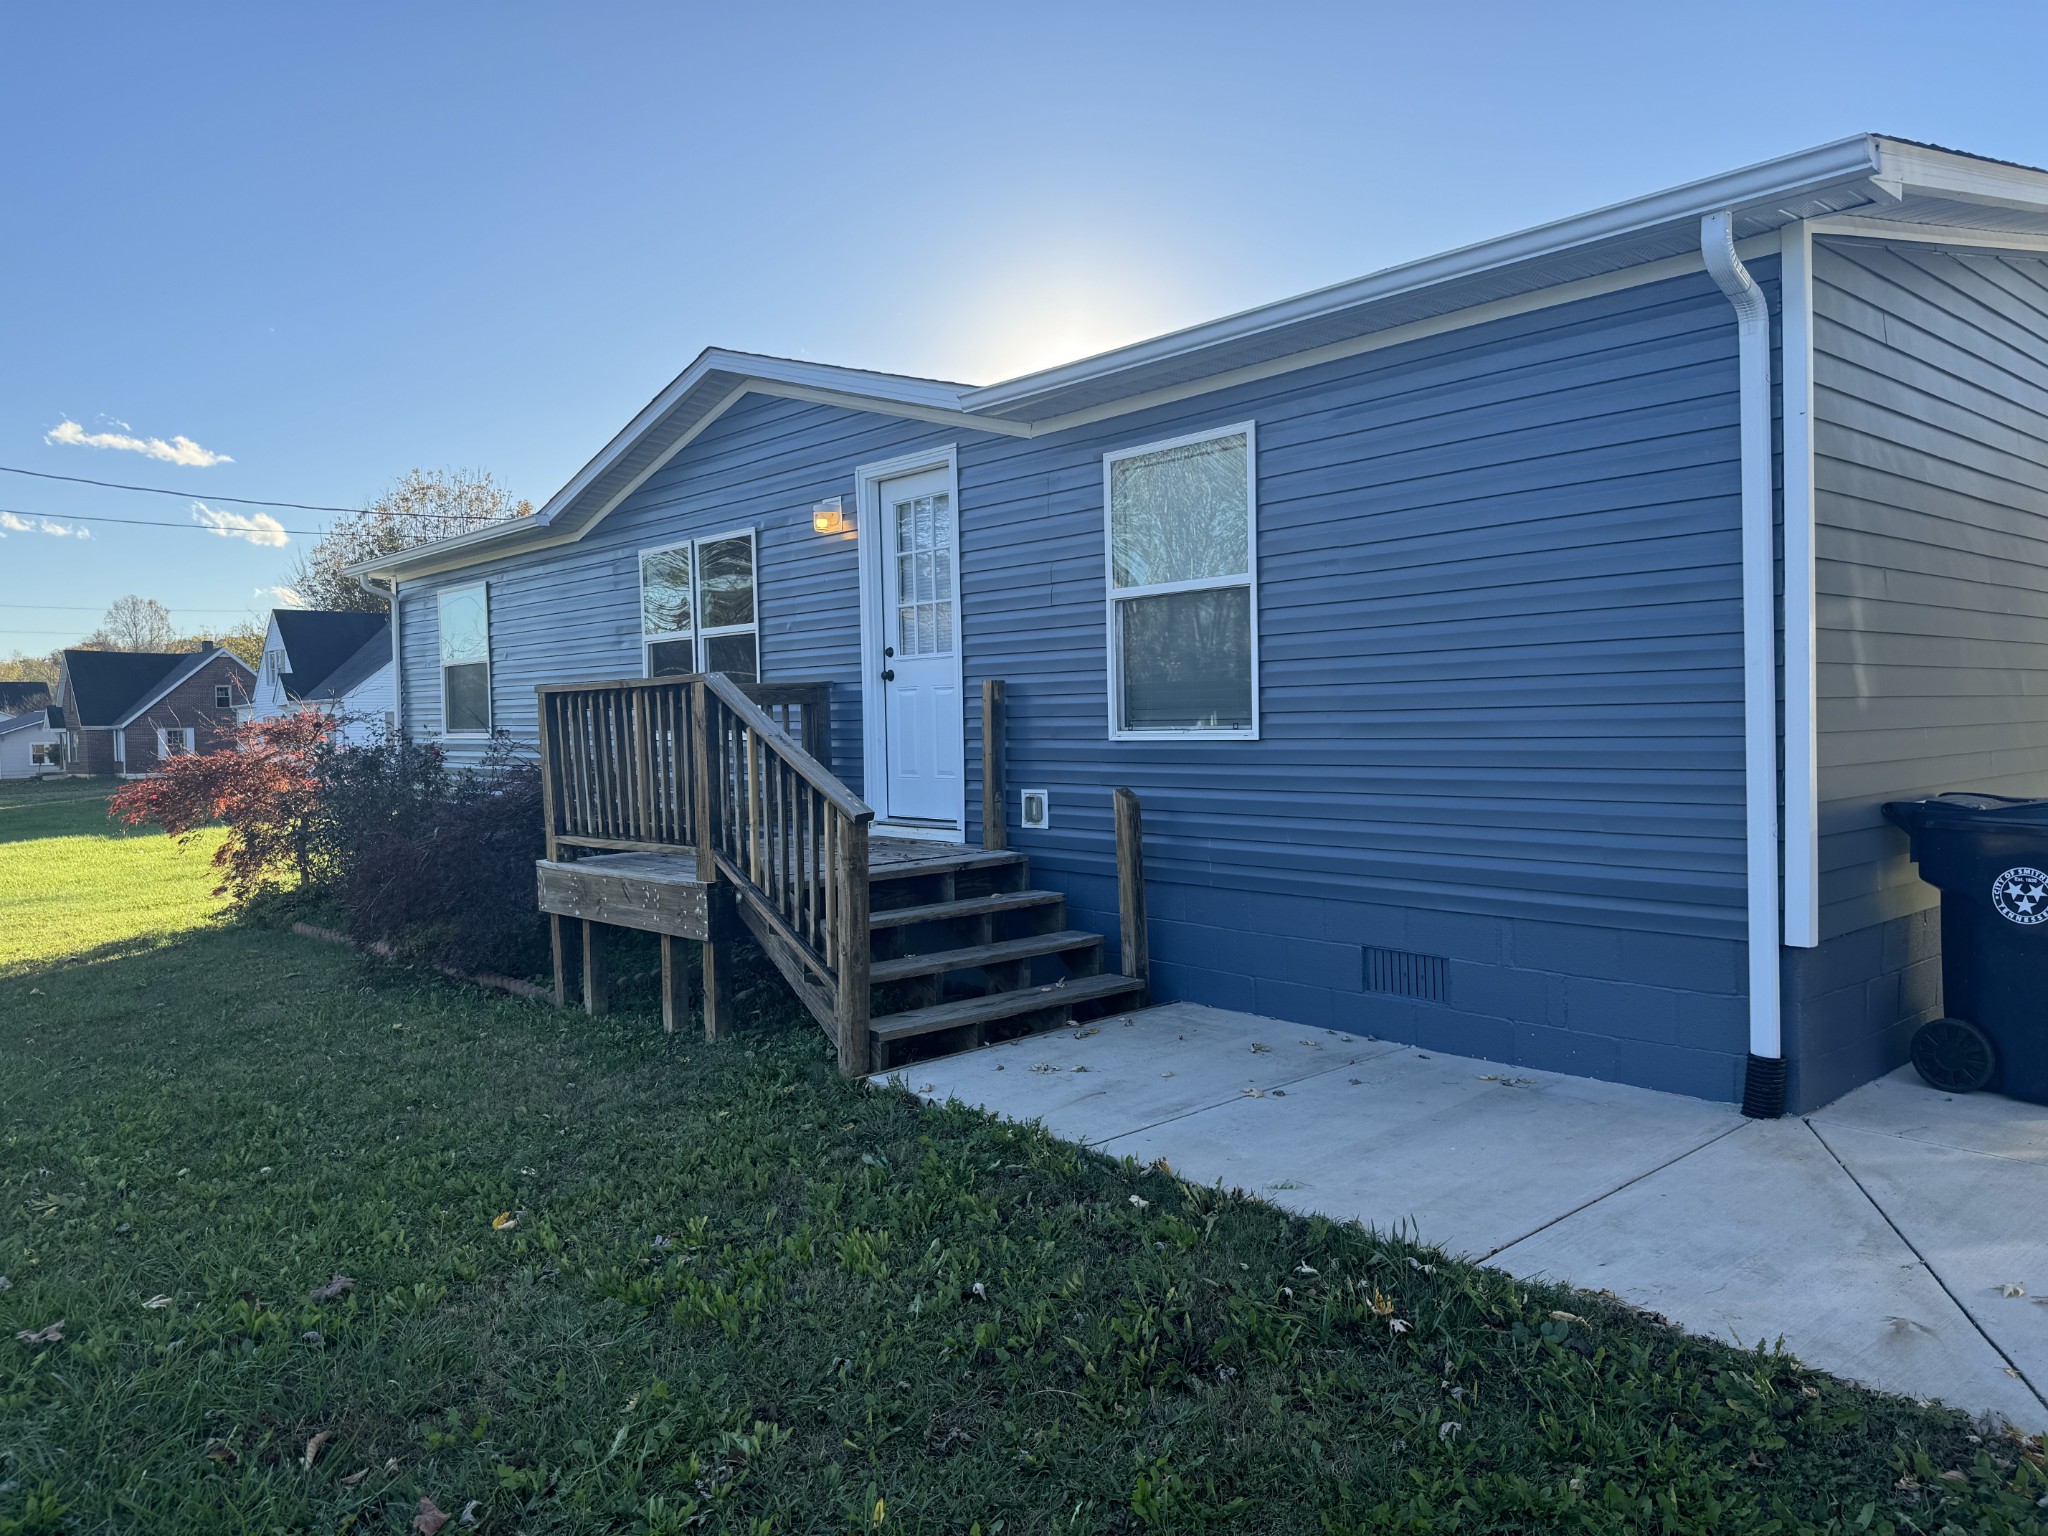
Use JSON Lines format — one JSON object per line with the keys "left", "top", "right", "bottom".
{"left": 1117, "top": 586, "right": 1252, "bottom": 732}
{"left": 640, "top": 547, "right": 693, "bottom": 635}
{"left": 1108, "top": 431, "right": 1250, "bottom": 589}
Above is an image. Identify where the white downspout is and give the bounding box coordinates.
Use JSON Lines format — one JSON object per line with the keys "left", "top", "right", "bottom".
{"left": 356, "top": 572, "right": 401, "bottom": 737}
{"left": 1701, "top": 210, "right": 1785, "bottom": 1119}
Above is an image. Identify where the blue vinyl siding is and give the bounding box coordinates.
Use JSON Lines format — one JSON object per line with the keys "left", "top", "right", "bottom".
{"left": 1813, "top": 239, "right": 2048, "bottom": 938}
{"left": 960, "top": 267, "right": 1758, "bottom": 946}
{"left": 396, "top": 264, "right": 1761, "bottom": 1099}
{"left": 398, "top": 394, "right": 959, "bottom": 782}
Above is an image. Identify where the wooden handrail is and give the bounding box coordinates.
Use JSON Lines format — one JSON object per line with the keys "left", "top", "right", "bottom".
{"left": 535, "top": 669, "right": 873, "bottom": 1065}
{"left": 701, "top": 673, "right": 871, "bottom": 822}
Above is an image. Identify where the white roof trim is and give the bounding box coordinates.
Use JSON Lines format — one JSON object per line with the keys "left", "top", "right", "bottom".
{"left": 112, "top": 646, "right": 255, "bottom": 729}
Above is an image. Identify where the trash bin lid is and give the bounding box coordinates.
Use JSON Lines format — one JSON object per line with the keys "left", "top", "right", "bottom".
{"left": 1882, "top": 791, "right": 2048, "bottom": 833}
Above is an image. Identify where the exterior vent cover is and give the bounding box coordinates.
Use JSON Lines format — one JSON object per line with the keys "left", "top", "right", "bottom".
{"left": 1363, "top": 946, "right": 1447, "bottom": 1003}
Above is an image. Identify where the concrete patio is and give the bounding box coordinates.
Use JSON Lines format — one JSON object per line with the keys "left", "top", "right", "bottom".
{"left": 882, "top": 1001, "right": 2048, "bottom": 1431}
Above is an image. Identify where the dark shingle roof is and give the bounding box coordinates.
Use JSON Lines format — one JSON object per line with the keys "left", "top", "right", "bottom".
{"left": 299, "top": 627, "right": 391, "bottom": 702}
{"left": 0, "top": 707, "right": 57, "bottom": 738}
{"left": 60, "top": 650, "right": 191, "bottom": 728}
{"left": 276, "top": 611, "right": 389, "bottom": 701}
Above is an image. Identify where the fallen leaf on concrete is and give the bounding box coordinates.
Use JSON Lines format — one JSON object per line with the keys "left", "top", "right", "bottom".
{"left": 414, "top": 1497, "right": 450, "bottom": 1535}
{"left": 1249, "top": 1042, "right": 1272, "bottom": 1054}
{"left": 1243, "top": 1086, "right": 1265, "bottom": 1099}
{"left": 308, "top": 1274, "right": 354, "bottom": 1302}
{"left": 1998, "top": 1282, "right": 2027, "bottom": 1298}
{"left": 303, "top": 1431, "right": 332, "bottom": 1470}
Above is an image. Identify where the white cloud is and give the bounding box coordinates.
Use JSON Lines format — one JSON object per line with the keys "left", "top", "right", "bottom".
{"left": 255, "top": 584, "right": 306, "bottom": 607}
{"left": 46, "top": 418, "right": 233, "bottom": 467}
{"left": 0, "top": 511, "right": 88, "bottom": 539}
{"left": 191, "top": 501, "right": 288, "bottom": 547}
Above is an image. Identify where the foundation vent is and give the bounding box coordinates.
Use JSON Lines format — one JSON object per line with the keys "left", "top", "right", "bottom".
{"left": 1362, "top": 946, "right": 1447, "bottom": 1003}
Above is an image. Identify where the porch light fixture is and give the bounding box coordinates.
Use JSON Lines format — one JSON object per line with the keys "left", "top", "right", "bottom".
{"left": 812, "top": 497, "right": 849, "bottom": 535}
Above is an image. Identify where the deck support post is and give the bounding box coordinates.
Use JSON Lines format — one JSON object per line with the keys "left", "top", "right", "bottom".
{"left": 581, "top": 919, "right": 610, "bottom": 1016}
{"left": 835, "top": 818, "right": 872, "bottom": 1076}
{"left": 549, "top": 914, "right": 571, "bottom": 1007}
{"left": 701, "top": 886, "right": 738, "bottom": 1041}
{"left": 660, "top": 932, "right": 695, "bottom": 1034}
{"left": 1114, "top": 787, "right": 1149, "bottom": 1007}
{"left": 981, "top": 678, "right": 1007, "bottom": 852}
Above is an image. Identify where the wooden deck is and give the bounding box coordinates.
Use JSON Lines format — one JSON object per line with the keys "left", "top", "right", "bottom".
{"left": 534, "top": 673, "right": 1149, "bottom": 1073}
{"left": 535, "top": 838, "right": 994, "bottom": 941}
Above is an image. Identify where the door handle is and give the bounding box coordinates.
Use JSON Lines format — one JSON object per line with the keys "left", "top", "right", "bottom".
{"left": 881, "top": 669, "right": 896, "bottom": 682}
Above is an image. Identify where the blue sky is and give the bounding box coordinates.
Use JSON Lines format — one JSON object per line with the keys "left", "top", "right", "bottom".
{"left": 3, "top": 1, "right": 2044, "bottom": 653}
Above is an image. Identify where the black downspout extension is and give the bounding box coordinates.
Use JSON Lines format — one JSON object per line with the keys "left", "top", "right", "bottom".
{"left": 1742, "top": 1053, "right": 1787, "bottom": 1118}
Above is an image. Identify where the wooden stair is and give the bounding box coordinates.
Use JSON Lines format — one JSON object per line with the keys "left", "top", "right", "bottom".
{"left": 859, "top": 845, "right": 1143, "bottom": 1066}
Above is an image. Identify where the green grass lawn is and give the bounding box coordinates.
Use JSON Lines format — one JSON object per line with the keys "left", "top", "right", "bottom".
{"left": 3, "top": 789, "right": 2045, "bottom": 1534}
{"left": 0, "top": 778, "right": 228, "bottom": 978}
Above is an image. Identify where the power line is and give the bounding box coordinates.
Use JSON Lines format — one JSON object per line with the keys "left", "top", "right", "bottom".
{"left": 3, "top": 506, "right": 326, "bottom": 536}
{"left": 0, "top": 463, "right": 369, "bottom": 513}
{"left": 0, "top": 463, "right": 523, "bottom": 522}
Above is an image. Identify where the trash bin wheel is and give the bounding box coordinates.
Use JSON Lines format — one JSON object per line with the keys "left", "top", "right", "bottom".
{"left": 1910, "top": 1017, "right": 1997, "bottom": 1094}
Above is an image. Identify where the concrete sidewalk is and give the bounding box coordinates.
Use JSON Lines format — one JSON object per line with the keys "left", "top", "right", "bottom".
{"left": 883, "top": 1001, "right": 2048, "bottom": 1430}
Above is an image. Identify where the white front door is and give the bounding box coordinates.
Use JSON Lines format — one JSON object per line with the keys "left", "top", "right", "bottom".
{"left": 874, "top": 464, "right": 963, "bottom": 829}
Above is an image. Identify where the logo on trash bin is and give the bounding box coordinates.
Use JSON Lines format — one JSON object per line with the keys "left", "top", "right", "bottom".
{"left": 1991, "top": 866, "right": 2048, "bottom": 925}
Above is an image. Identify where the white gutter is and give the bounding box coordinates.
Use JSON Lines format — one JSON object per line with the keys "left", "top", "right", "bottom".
{"left": 1701, "top": 210, "right": 1785, "bottom": 1118}
{"left": 1779, "top": 224, "right": 1820, "bottom": 949}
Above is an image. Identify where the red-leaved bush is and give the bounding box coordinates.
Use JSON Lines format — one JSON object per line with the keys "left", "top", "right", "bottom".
{"left": 110, "top": 711, "right": 334, "bottom": 901}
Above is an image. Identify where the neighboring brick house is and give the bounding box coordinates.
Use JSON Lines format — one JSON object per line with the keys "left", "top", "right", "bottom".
{"left": 54, "top": 647, "right": 255, "bottom": 776}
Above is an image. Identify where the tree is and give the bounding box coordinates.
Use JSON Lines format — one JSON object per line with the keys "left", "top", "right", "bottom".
{"left": 285, "top": 468, "right": 533, "bottom": 612}
{"left": 180, "top": 619, "right": 266, "bottom": 668}
{"left": 0, "top": 651, "right": 59, "bottom": 685}
{"left": 83, "top": 595, "right": 178, "bottom": 651}
{"left": 110, "top": 711, "right": 335, "bottom": 902}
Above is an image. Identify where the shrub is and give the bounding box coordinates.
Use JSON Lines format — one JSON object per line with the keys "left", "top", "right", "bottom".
{"left": 338, "top": 739, "right": 549, "bottom": 976}
{"left": 110, "top": 712, "right": 332, "bottom": 902}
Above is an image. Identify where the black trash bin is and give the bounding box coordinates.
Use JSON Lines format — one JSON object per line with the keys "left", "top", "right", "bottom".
{"left": 1882, "top": 792, "right": 2048, "bottom": 1104}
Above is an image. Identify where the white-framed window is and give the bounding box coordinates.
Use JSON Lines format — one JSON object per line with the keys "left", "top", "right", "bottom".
{"left": 263, "top": 648, "right": 284, "bottom": 686}
{"left": 437, "top": 583, "right": 492, "bottom": 735}
{"left": 215, "top": 683, "right": 233, "bottom": 709}
{"left": 156, "top": 726, "right": 195, "bottom": 758}
{"left": 1103, "top": 421, "right": 1259, "bottom": 740}
{"left": 30, "top": 742, "right": 59, "bottom": 768}
{"left": 639, "top": 529, "right": 758, "bottom": 683}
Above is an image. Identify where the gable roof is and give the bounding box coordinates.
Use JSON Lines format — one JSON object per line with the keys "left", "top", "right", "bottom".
{"left": 110, "top": 646, "right": 255, "bottom": 729}
{"left": 352, "top": 133, "right": 2048, "bottom": 583}
{"left": 297, "top": 626, "right": 391, "bottom": 702}
{"left": 0, "top": 707, "right": 57, "bottom": 738}
{"left": 273, "top": 610, "right": 389, "bottom": 700}
{"left": 60, "top": 650, "right": 192, "bottom": 728}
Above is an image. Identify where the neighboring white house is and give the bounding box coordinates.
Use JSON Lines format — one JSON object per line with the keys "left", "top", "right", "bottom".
{"left": 245, "top": 610, "right": 395, "bottom": 746}
{"left": 0, "top": 708, "right": 64, "bottom": 779}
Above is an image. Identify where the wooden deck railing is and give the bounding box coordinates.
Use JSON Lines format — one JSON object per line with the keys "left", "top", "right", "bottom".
{"left": 537, "top": 673, "right": 871, "bottom": 1066}
{"left": 539, "top": 676, "right": 699, "bottom": 855}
